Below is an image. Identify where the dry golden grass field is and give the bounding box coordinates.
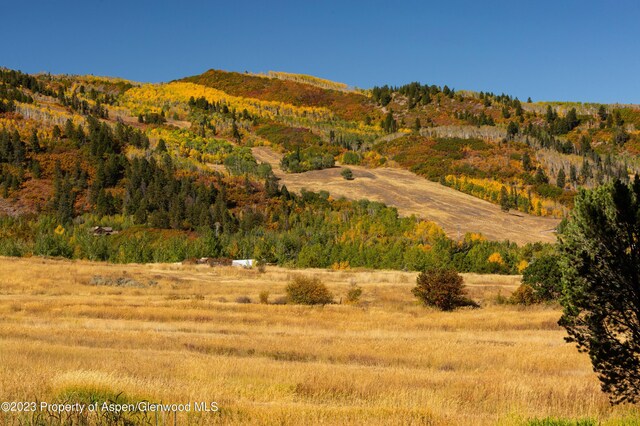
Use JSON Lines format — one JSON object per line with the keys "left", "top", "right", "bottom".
{"left": 0, "top": 256, "right": 638, "bottom": 425}
{"left": 252, "top": 147, "right": 559, "bottom": 245}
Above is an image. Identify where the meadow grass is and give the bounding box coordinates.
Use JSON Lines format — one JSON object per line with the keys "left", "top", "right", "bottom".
{"left": 0, "top": 256, "right": 638, "bottom": 425}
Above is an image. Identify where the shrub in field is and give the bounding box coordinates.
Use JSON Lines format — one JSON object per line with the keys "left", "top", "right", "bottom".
{"left": 259, "top": 290, "right": 269, "bottom": 304}
{"left": 235, "top": 296, "right": 252, "bottom": 304}
{"left": 494, "top": 291, "right": 510, "bottom": 305}
{"left": 345, "top": 283, "right": 362, "bottom": 304}
{"left": 286, "top": 276, "right": 334, "bottom": 305}
{"left": 412, "top": 268, "right": 478, "bottom": 311}
{"left": 341, "top": 168, "right": 354, "bottom": 180}
{"left": 510, "top": 284, "right": 538, "bottom": 305}
{"left": 522, "top": 254, "right": 562, "bottom": 301}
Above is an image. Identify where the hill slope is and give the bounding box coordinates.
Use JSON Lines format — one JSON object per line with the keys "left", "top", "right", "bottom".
{"left": 3, "top": 65, "right": 640, "bottom": 271}
{"left": 253, "top": 147, "right": 558, "bottom": 244}
{"left": 180, "top": 69, "right": 377, "bottom": 121}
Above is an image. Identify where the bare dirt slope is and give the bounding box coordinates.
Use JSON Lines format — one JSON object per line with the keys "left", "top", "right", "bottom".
{"left": 253, "top": 146, "right": 559, "bottom": 244}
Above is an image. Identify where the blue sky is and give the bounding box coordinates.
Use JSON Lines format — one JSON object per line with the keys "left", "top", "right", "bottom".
{"left": 2, "top": 0, "right": 639, "bottom": 103}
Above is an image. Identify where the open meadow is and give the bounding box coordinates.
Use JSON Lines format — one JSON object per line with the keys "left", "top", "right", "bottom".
{"left": 0, "top": 256, "right": 638, "bottom": 425}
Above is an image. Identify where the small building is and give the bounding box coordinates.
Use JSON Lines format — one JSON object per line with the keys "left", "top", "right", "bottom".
{"left": 232, "top": 259, "right": 255, "bottom": 268}
{"left": 91, "top": 226, "right": 118, "bottom": 236}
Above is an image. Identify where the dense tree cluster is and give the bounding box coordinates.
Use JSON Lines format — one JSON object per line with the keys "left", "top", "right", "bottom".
{"left": 0, "top": 83, "right": 34, "bottom": 112}
{"left": 544, "top": 106, "right": 580, "bottom": 135}
{"left": 58, "top": 89, "right": 109, "bottom": 119}
{"left": 137, "top": 111, "right": 166, "bottom": 124}
{"left": 0, "top": 128, "right": 41, "bottom": 197}
{"left": 381, "top": 111, "right": 398, "bottom": 133}
{"left": 455, "top": 110, "right": 495, "bottom": 126}
{"left": 123, "top": 156, "right": 233, "bottom": 230}
{"left": 371, "top": 82, "right": 448, "bottom": 107}
{"left": 280, "top": 146, "right": 335, "bottom": 173}
{"left": 188, "top": 96, "right": 255, "bottom": 121}
{"left": 479, "top": 92, "right": 523, "bottom": 115}
{"left": 0, "top": 68, "right": 56, "bottom": 97}
{"left": 0, "top": 185, "right": 549, "bottom": 273}
{"left": 521, "top": 121, "right": 629, "bottom": 190}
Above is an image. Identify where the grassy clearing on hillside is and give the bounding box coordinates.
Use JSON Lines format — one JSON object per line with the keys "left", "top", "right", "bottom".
{"left": 0, "top": 257, "right": 638, "bottom": 425}
{"left": 252, "top": 146, "right": 559, "bottom": 244}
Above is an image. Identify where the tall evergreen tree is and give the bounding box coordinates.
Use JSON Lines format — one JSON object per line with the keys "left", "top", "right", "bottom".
{"left": 499, "top": 186, "right": 510, "bottom": 211}
{"left": 522, "top": 152, "right": 532, "bottom": 171}
{"left": 556, "top": 168, "right": 566, "bottom": 188}
{"left": 597, "top": 105, "right": 608, "bottom": 121}
{"left": 30, "top": 129, "right": 41, "bottom": 153}
{"left": 570, "top": 164, "right": 578, "bottom": 184}
{"left": 559, "top": 177, "right": 640, "bottom": 404}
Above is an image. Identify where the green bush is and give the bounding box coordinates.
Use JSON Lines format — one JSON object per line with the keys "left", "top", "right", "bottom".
{"left": 34, "top": 232, "right": 72, "bottom": 258}
{"left": 286, "top": 276, "right": 334, "bottom": 305}
{"left": 522, "top": 254, "right": 562, "bottom": 301}
{"left": 412, "top": 268, "right": 478, "bottom": 311}
{"left": 341, "top": 168, "right": 354, "bottom": 180}
{"left": 0, "top": 237, "right": 28, "bottom": 257}
{"left": 341, "top": 151, "right": 361, "bottom": 165}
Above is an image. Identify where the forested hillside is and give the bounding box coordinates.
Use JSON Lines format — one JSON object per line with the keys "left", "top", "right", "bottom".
{"left": 1, "top": 66, "right": 639, "bottom": 270}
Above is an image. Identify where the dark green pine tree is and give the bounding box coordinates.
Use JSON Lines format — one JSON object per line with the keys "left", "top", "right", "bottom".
{"left": 569, "top": 164, "right": 578, "bottom": 184}
{"left": 522, "top": 152, "right": 532, "bottom": 171}
{"left": 580, "top": 135, "right": 592, "bottom": 154}
{"left": 169, "top": 198, "right": 185, "bottom": 229}
{"left": 11, "top": 130, "right": 25, "bottom": 164}
{"left": 534, "top": 167, "right": 549, "bottom": 184}
{"left": 514, "top": 99, "right": 523, "bottom": 117}
{"left": 556, "top": 168, "right": 566, "bottom": 188}
{"left": 559, "top": 177, "right": 640, "bottom": 404}
{"left": 95, "top": 189, "right": 111, "bottom": 216}
{"left": 265, "top": 173, "right": 280, "bottom": 198}
{"left": 134, "top": 198, "right": 148, "bottom": 224}
{"left": 598, "top": 105, "right": 608, "bottom": 121}
{"left": 53, "top": 175, "right": 76, "bottom": 224}
{"left": 30, "top": 129, "right": 42, "bottom": 153}
{"left": 545, "top": 105, "right": 557, "bottom": 124}
{"left": 566, "top": 108, "right": 579, "bottom": 130}
{"left": 232, "top": 121, "right": 241, "bottom": 142}
{"left": 64, "top": 119, "right": 75, "bottom": 139}
{"left": 382, "top": 111, "right": 397, "bottom": 133}
{"left": 581, "top": 158, "right": 592, "bottom": 182}
{"left": 156, "top": 138, "right": 167, "bottom": 153}
{"left": 499, "top": 186, "right": 510, "bottom": 212}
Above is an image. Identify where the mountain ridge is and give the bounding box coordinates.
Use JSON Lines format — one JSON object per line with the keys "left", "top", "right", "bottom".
{"left": 0, "top": 65, "right": 638, "bottom": 270}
